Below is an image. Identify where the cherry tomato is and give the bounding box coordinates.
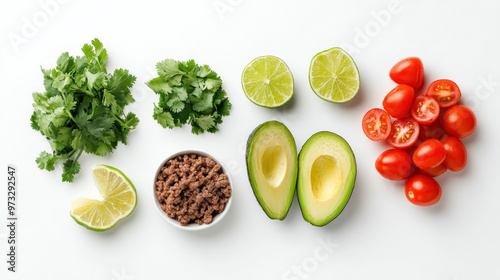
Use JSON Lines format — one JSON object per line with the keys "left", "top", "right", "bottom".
{"left": 389, "top": 57, "right": 424, "bottom": 88}
{"left": 375, "top": 149, "right": 413, "bottom": 181}
{"left": 405, "top": 145, "right": 417, "bottom": 159}
{"left": 419, "top": 121, "right": 445, "bottom": 141}
{"left": 362, "top": 108, "right": 391, "bottom": 141}
{"left": 426, "top": 79, "right": 461, "bottom": 107}
{"left": 411, "top": 95, "right": 440, "bottom": 125}
{"left": 382, "top": 85, "right": 414, "bottom": 119}
{"left": 388, "top": 118, "right": 420, "bottom": 149}
{"left": 441, "top": 137, "right": 467, "bottom": 172}
{"left": 443, "top": 105, "right": 476, "bottom": 138}
{"left": 418, "top": 163, "right": 447, "bottom": 177}
{"left": 412, "top": 139, "right": 446, "bottom": 169}
{"left": 405, "top": 175, "right": 442, "bottom": 206}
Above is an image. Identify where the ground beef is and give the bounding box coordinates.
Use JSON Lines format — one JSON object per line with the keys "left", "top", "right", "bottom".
{"left": 155, "top": 154, "right": 232, "bottom": 226}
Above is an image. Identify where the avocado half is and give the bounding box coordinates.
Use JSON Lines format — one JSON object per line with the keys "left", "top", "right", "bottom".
{"left": 246, "top": 121, "right": 298, "bottom": 220}
{"left": 298, "top": 131, "right": 356, "bottom": 226}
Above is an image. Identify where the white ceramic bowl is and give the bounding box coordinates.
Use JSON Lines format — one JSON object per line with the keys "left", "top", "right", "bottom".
{"left": 153, "top": 150, "right": 233, "bottom": 231}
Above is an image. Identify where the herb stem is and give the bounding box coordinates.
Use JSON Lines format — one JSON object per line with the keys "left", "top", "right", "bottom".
{"left": 65, "top": 109, "right": 76, "bottom": 122}
{"left": 112, "top": 114, "right": 125, "bottom": 126}
{"left": 73, "top": 149, "right": 84, "bottom": 164}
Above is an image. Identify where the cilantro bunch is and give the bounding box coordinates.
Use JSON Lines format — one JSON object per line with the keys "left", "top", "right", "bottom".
{"left": 30, "top": 39, "right": 139, "bottom": 182}
{"left": 146, "top": 59, "right": 231, "bottom": 134}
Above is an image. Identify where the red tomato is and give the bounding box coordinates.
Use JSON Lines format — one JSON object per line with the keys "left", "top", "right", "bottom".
{"left": 405, "top": 175, "right": 442, "bottom": 206}
{"left": 389, "top": 57, "right": 424, "bottom": 88}
{"left": 418, "top": 163, "right": 447, "bottom": 177}
{"left": 383, "top": 85, "right": 415, "bottom": 119}
{"left": 411, "top": 95, "right": 440, "bottom": 125}
{"left": 441, "top": 137, "right": 467, "bottom": 172}
{"left": 362, "top": 108, "right": 392, "bottom": 141}
{"left": 388, "top": 118, "right": 420, "bottom": 149}
{"left": 405, "top": 145, "right": 417, "bottom": 159}
{"left": 419, "top": 121, "right": 445, "bottom": 141}
{"left": 443, "top": 105, "right": 476, "bottom": 138}
{"left": 412, "top": 139, "right": 446, "bottom": 169}
{"left": 426, "top": 79, "right": 461, "bottom": 107}
{"left": 375, "top": 149, "right": 413, "bottom": 181}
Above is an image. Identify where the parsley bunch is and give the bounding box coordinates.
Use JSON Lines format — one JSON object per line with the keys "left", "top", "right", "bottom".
{"left": 146, "top": 59, "right": 231, "bottom": 134}
{"left": 30, "top": 39, "right": 139, "bottom": 182}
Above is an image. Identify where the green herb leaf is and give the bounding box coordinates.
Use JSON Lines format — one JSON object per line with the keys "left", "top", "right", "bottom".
{"left": 36, "top": 151, "right": 61, "bottom": 171}
{"left": 85, "top": 69, "right": 107, "bottom": 89}
{"left": 31, "top": 39, "right": 139, "bottom": 182}
{"left": 146, "top": 59, "right": 231, "bottom": 134}
{"left": 156, "top": 59, "right": 185, "bottom": 79}
{"left": 56, "top": 52, "right": 75, "bottom": 73}
{"left": 124, "top": 112, "right": 140, "bottom": 129}
{"left": 219, "top": 98, "right": 232, "bottom": 116}
{"left": 146, "top": 77, "right": 172, "bottom": 95}
{"left": 195, "top": 115, "right": 216, "bottom": 130}
{"left": 191, "top": 91, "right": 214, "bottom": 113}
{"left": 62, "top": 159, "right": 81, "bottom": 182}
{"left": 153, "top": 105, "right": 175, "bottom": 128}
{"left": 107, "top": 69, "right": 136, "bottom": 108}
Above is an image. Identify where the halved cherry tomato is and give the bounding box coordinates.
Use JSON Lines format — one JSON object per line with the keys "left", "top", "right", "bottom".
{"left": 419, "top": 121, "right": 445, "bottom": 141}
{"left": 389, "top": 57, "right": 424, "bottom": 88}
{"left": 383, "top": 84, "right": 415, "bottom": 118}
{"left": 411, "top": 95, "right": 440, "bottom": 125}
{"left": 443, "top": 105, "right": 476, "bottom": 138}
{"left": 387, "top": 117, "right": 420, "bottom": 149}
{"left": 441, "top": 137, "right": 467, "bottom": 172}
{"left": 375, "top": 149, "right": 413, "bottom": 181}
{"left": 405, "top": 175, "right": 442, "bottom": 206}
{"left": 418, "top": 163, "right": 447, "bottom": 177}
{"left": 412, "top": 139, "right": 446, "bottom": 169}
{"left": 362, "top": 108, "right": 391, "bottom": 141}
{"left": 426, "top": 79, "right": 461, "bottom": 107}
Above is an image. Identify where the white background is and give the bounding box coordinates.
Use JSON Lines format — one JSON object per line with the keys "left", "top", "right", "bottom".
{"left": 1, "top": 0, "right": 500, "bottom": 279}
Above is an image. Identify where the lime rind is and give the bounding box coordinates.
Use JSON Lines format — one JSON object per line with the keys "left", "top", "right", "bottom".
{"left": 309, "top": 47, "right": 360, "bottom": 103}
{"left": 70, "top": 164, "right": 137, "bottom": 231}
{"left": 241, "top": 55, "right": 294, "bottom": 108}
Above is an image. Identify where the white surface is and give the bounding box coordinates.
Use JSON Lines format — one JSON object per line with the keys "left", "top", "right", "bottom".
{"left": 1, "top": 0, "right": 500, "bottom": 279}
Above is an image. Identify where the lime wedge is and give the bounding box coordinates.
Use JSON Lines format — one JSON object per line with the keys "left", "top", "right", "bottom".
{"left": 70, "top": 165, "right": 137, "bottom": 231}
{"left": 241, "top": 56, "right": 294, "bottom": 108}
{"left": 309, "top": 47, "right": 360, "bottom": 103}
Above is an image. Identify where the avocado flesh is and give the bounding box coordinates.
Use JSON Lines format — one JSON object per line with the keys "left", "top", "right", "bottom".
{"left": 298, "top": 131, "right": 356, "bottom": 226}
{"left": 246, "top": 121, "right": 298, "bottom": 220}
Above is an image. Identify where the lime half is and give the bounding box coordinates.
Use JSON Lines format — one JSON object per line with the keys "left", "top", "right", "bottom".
{"left": 241, "top": 56, "right": 294, "bottom": 108}
{"left": 309, "top": 47, "right": 360, "bottom": 103}
{"left": 70, "top": 165, "right": 137, "bottom": 231}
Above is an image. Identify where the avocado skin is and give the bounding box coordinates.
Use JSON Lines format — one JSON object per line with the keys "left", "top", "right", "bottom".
{"left": 245, "top": 120, "right": 297, "bottom": 220}
{"left": 297, "top": 131, "right": 357, "bottom": 227}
